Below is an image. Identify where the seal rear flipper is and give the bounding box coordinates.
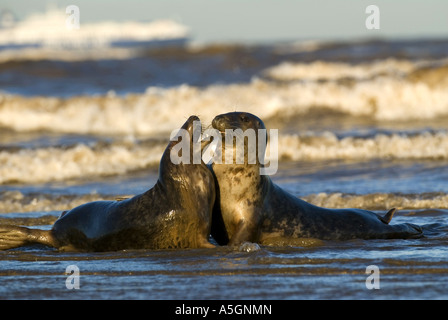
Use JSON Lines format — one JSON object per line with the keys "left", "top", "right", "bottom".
{"left": 390, "top": 223, "right": 423, "bottom": 239}
{"left": 380, "top": 208, "right": 397, "bottom": 224}
{"left": 0, "top": 225, "right": 57, "bottom": 250}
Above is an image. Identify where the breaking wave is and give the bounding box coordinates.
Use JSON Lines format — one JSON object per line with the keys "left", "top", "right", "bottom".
{"left": 275, "top": 131, "right": 448, "bottom": 161}
{"left": 302, "top": 192, "right": 448, "bottom": 211}
{"left": 1, "top": 59, "right": 448, "bottom": 136}
{"left": 0, "top": 190, "right": 115, "bottom": 215}
{"left": 1, "top": 56, "right": 448, "bottom": 185}
{"left": 0, "top": 140, "right": 166, "bottom": 184}
{"left": 262, "top": 58, "right": 418, "bottom": 81}
{"left": 0, "top": 130, "right": 447, "bottom": 184}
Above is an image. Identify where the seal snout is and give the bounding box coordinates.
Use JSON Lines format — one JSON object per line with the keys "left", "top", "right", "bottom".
{"left": 180, "top": 115, "right": 201, "bottom": 142}
{"left": 183, "top": 115, "right": 200, "bottom": 130}
{"left": 212, "top": 112, "right": 265, "bottom": 133}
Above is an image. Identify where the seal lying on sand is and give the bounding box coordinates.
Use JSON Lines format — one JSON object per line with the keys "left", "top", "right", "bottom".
{"left": 209, "top": 111, "right": 423, "bottom": 246}
{"left": 0, "top": 116, "right": 216, "bottom": 251}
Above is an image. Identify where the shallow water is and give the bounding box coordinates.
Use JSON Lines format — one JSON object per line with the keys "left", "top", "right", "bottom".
{"left": 1, "top": 37, "right": 448, "bottom": 300}
{"left": 1, "top": 192, "right": 447, "bottom": 300}
{"left": 1, "top": 210, "right": 447, "bottom": 300}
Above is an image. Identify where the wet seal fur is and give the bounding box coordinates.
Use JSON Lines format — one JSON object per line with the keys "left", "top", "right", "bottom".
{"left": 0, "top": 116, "right": 216, "bottom": 251}
{"left": 210, "top": 111, "right": 423, "bottom": 246}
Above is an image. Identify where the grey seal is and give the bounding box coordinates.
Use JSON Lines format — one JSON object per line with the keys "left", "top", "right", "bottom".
{"left": 209, "top": 111, "right": 423, "bottom": 245}
{"left": 0, "top": 116, "right": 216, "bottom": 251}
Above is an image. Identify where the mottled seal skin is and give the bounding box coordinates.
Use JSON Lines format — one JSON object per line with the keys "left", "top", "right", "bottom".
{"left": 210, "top": 112, "right": 423, "bottom": 246}
{"left": 0, "top": 116, "right": 216, "bottom": 251}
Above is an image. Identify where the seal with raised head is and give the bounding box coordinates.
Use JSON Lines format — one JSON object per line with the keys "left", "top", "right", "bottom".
{"left": 209, "top": 111, "right": 423, "bottom": 246}
{"left": 0, "top": 116, "right": 216, "bottom": 251}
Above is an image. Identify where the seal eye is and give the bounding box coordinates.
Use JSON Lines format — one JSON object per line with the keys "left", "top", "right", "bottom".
{"left": 240, "top": 115, "right": 249, "bottom": 122}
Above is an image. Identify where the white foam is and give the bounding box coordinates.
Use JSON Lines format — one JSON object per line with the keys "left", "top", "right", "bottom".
{"left": 303, "top": 192, "right": 448, "bottom": 210}
{"left": 0, "top": 9, "right": 188, "bottom": 49}
{"left": 261, "top": 59, "right": 448, "bottom": 120}
{"left": 0, "top": 142, "right": 165, "bottom": 184}
{"left": 263, "top": 59, "right": 417, "bottom": 81}
{"left": 0, "top": 190, "right": 116, "bottom": 214}
{"left": 1, "top": 131, "right": 447, "bottom": 184}
{"left": 275, "top": 131, "right": 448, "bottom": 161}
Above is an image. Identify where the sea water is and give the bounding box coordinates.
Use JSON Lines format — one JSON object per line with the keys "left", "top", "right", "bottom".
{"left": 1, "top": 35, "right": 448, "bottom": 300}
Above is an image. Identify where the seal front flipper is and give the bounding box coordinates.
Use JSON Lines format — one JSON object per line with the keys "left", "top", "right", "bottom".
{"left": 0, "top": 225, "right": 57, "bottom": 250}
{"left": 379, "top": 208, "right": 397, "bottom": 224}
{"left": 227, "top": 220, "right": 259, "bottom": 246}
